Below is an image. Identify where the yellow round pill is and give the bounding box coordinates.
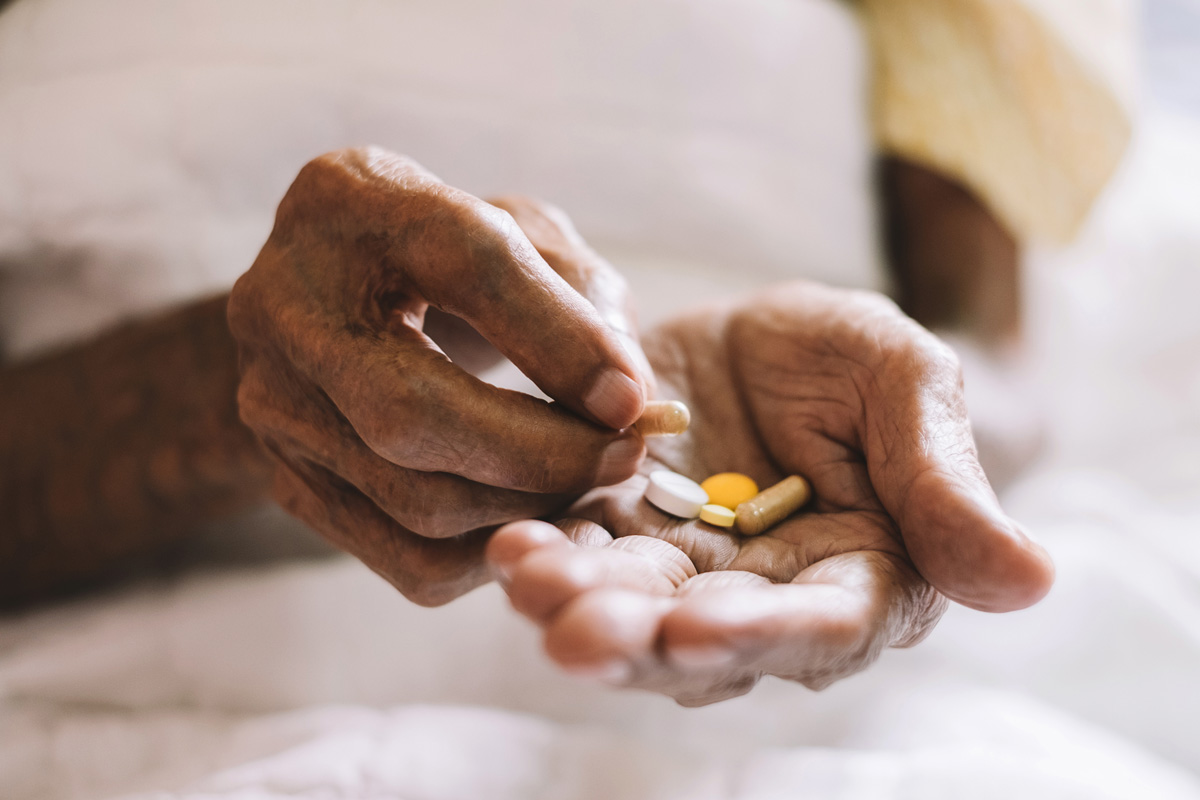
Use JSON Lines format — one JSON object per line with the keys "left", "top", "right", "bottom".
{"left": 699, "top": 473, "right": 759, "bottom": 511}
{"left": 699, "top": 504, "right": 736, "bottom": 528}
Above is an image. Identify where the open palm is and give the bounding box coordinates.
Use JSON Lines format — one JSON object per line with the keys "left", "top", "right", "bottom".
{"left": 488, "top": 282, "right": 1054, "bottom": 706}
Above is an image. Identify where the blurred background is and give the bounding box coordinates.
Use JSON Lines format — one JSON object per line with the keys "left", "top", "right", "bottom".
{"left": 1, "top": 0, "right": 1198, "bottom": 798}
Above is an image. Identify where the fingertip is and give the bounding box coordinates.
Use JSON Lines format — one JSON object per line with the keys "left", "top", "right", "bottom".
{"left": 907, "top": 491, "right": 1056, "bottom": 612}
{"left": 583, "top": 368, "right": 645, "bottom": 429}
{"left": 487, "top": 520, "right": 570, "bottom": 583}
{"left": 953, "top": 522, "right": 1056, "bottom": 612}
{"left": 895, "top": 467, "right": 1057, "bottom": 612}
{"left": 506, "top": 547, "right": 604, "bottom": 622}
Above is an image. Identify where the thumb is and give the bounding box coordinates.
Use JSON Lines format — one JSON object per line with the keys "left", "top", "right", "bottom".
{"left": 866, "top": 339, "right": 1054, "bottom": 612}
{"left": 404, "top": 194, "right": 648, "bottom": 430}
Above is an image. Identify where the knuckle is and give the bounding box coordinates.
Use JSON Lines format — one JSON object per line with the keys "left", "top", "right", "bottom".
{"left": 394, "top": 545, "right": 477, "bottom": 607}
{"left": 359, "top": 416, "right": 446, "bottom": 472}
{"left": 486, "top": 194, "right": 538, "bottom": 218}
{"left": 820, "top": 612, "right": 871, "bottom": 656}
{"left": 270, "top": 459, "right": 331, "bottom": 528}
{"left": 675, "top": 675, "right": 759, "bottom": 708}
{"left": 894, "top": 590, "right": 950, "bottom": 648}
{"left": 272, "top": 471, "right": 312, "bottom": 523}
{"left": 852, "top": 288, "right": 904, "bottom": 317}
{"left": 470, "top": 201, "right": 525, "bottom": 253}
{"left": 917, "top": 333, "right": 962, "bottom": 379}
{"left": 874, "top": 319, "right": 961, "bottom": 389}
{"left": 404, "top": 509, "right": 466, "bottom": 540}
{"left": 235, "top": 379, "right": 268, "bottom": 433}
{"left": 512, "top": 457, "right": 569, "bottom": 494}
{"left": 284, "top": 148, "right": 427, "bottom": 225}
{"left": 350, "top": 381, "right": 428, "bottom": 463}
{"left": 286, "top": 150, "right": 350, "bottom": 206}
{"left": 226, "top": 261, "right": 289, "bottom": 347}
{"left": 800, "top": 673, "right": 839, "bottom": 692}
{"left": 352, "top": 415, "right": 399, "bottom": 462}
{"left": 401, "top": 581, "right": 451, "bottom": 608}
{"left": 225, "top": 275, "right": 256, "bottom": 339}
{"left": 234, "top": 365, "right": 307, "bottom": 443}
{"left": 279, "top": 150, "right": 358, "bottom": 224}
{"left": 234, "top": 367, "right": 286, "bottom": 438}
{"left": 421, "top": 197, "right": 524, "bottom": 290}
{"left": 489, "top": 194, "right": 572, "bottom": 231}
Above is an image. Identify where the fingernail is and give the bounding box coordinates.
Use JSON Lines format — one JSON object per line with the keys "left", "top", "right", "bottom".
{"left": 584, "top": 369, "right": 643, "bottom": 429}
{"left": 594, "top": 435, "right": 644, "bottom": 486}
{"left": 564, "top": 660, "right": 632, "bottom": 685}
{"left": 669, "top": 646, "right": 737, "bottom": 670}
{"left": 617, "top": 332, "right": 656, "bottom": 389}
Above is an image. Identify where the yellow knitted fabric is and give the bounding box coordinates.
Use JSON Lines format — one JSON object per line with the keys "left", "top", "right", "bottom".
{"left": 860, "top": 0, "right": 1133, "bottom": 242}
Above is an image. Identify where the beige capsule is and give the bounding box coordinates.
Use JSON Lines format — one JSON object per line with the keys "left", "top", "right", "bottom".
{"left": 734, "top": 475, "right": 811, "bottom": 536}
{"left": 633, "top": 400, "right": 691, "bottom": 436}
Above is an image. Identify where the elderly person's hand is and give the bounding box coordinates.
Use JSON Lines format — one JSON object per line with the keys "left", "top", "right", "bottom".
{"left": 228, "top": 148, "right": 651, "bottom": 606}
{"left": 488, "top": 283, "right": 1055, "bottom": 705}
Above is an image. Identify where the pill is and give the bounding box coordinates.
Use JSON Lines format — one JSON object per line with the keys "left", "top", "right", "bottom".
{"left": 644, "top": 469, "right": 708, "bottom": 518}
{"left": 699, "top": 472, "right": 759, "bottom": 510}
{"left": 634, "top": 400, "right": 690, "bottom": 436}
{"left": 734, "top": 475, "right": 811, "bottom": 536}
{"left": 699, "top": 503, "right": 736, "bottom": 528}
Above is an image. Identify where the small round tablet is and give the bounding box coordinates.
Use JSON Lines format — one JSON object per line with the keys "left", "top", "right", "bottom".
{"left": 699, "top": 504, "right": 736, "bottom": 528}
{"left": 700, "top": 472, "right": 759, "bottom": 510}
{"left": 644, "top": 470, "right": 708, "bottom": 519}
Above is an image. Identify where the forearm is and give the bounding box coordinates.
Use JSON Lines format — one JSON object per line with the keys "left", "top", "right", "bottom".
{"left": 0, "top": 293, "right": 274, "bottom": 607}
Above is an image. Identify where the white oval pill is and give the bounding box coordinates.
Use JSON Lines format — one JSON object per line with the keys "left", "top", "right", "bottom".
{"left": 644, "top": 470, "right": 708, "bottom": 519}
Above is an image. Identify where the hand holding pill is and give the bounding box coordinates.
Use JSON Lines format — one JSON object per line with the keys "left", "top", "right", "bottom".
{"left": 228, "top": 149, "right": 653, "bottom": 606}
{"left": 489, "top": 282, "right": 1055, "bottom": 706}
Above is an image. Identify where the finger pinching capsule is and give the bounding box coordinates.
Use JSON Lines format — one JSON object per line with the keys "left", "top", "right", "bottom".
{"left": 634, "top": 401, "right": 690, "bottom": 437}
{"left": 735, "top": 475, "right": 811, "bottom": 536}
{"left": 644, "top": 470, "right": 708, "bottom": 518}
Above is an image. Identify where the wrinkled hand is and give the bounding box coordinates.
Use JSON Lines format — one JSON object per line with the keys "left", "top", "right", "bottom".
{"left": 488, "top": 284, "right": 1055, "bottom": 705}
{"left": 228, "top": 148, "right": 651, "bottom": 605}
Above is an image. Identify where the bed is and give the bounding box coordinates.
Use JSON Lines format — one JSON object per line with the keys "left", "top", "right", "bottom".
{"left": 2, "top": 1, "right": 1198, "bottom": 797}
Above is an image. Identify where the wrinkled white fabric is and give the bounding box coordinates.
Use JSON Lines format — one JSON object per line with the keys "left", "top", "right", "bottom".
{"left": 2, "top": 1, "right": 1200, "bottom": 798}
{"left": 1, "top": 106, "right": 1199, "bottom": 799}
{"left": 0, "top": 0, "right": 876, "bottom": 359}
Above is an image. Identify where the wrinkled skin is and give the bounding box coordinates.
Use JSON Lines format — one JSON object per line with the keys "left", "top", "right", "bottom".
{"left": 230, "top": 149, "right": 1053, "bottom": 704}
{"left": 488, "top": 284, "right": 1056, "bottom": 706}
{"left": 228, "top": 148, "right": 652, "bottom": 606}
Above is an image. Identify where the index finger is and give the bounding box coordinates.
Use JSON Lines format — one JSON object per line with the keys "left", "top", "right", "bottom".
{"left": 486, "top": 195, "right": 657, "bottom": 391}
{"left": 291, "top": 149, "right": 648, "bottom": 430}
{"left": 401, "top": 193, "right": 648, "bottom": 429}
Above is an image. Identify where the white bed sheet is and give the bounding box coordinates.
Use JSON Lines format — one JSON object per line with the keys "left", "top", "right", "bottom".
{"left": 2, "top": 0, "right": 1199, "bottom": 795}
{"left": 2, "top": 105, "right": 1200, "bottom": 799}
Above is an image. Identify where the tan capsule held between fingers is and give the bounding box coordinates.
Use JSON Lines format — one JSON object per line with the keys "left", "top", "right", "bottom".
{"left": 735, "top": 475, "right": 811, "bottom": 536}
{"left": 634, "top": 400, "right": 691, "bottom": 436}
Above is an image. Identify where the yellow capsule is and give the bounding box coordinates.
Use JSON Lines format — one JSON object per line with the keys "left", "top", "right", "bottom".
{"left": 699, "top": 472, "right": 759, "bottom": 511}
{"left": 699, "top": 504, "right": 736, "bottom": 528}
{"left": 634, "top": 400, "right": 690, "bottom": 436}
{"left": 735, "top": 475, "right": 811, "bottom": 536}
